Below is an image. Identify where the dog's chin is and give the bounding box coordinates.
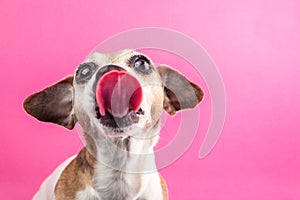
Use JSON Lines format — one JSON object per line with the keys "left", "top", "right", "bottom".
{"left": 95, "top": 105, "right": 144, "bottom": 137}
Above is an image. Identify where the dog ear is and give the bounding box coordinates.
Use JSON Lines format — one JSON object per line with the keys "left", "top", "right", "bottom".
{"left": 157, "top": 65, "right": 204, "bottom": 115}
{"left": 23, "top": 76, "right": 77, "bottom": 129}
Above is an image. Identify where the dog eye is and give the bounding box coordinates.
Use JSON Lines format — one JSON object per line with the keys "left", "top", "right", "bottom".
{"left": 80, "top": 67, "right": 91, "bottom": 76}
{"left": 134, "top": 59, "right": 152, "bottom": 74}
{"left": 78, "top": 65, "right": 92, "bottom": 78}
{"left": 76, "top": 62, "right": 96, "bottom": 83}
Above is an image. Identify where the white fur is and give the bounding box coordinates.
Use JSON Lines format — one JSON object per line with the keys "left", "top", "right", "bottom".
{"left": 75, "top": 187, "right": 100, "bottom": 200}
{"left": 93, "top": 134, "right": 163, "bottom": 199}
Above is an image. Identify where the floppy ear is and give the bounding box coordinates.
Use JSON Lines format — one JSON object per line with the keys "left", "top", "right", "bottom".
{"left": 23, "top": 76, "right": 77, "bottom": 129}
{"left": 157, "top": 65, "right": 204, "bottom": 115}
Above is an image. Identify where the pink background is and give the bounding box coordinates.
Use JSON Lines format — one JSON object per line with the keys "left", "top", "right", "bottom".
{"left": 1, "top": 0, "right": 300, "bottom": 199}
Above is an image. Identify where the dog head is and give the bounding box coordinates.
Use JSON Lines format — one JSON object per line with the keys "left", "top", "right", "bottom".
{"left": 24, "top": 50, "right": 203, "bottom": 141}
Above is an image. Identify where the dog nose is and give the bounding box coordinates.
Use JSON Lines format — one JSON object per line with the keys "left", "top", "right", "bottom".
{"left": 101, "top": 64, "right": 125, "bottom": 72}
{"left": 95, "top": 65, "right": 125, "bottom": 82}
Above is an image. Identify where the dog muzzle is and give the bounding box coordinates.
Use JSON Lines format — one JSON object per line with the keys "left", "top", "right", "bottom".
{"left": 96, "top": 70, "right": 142, "bottom": 118}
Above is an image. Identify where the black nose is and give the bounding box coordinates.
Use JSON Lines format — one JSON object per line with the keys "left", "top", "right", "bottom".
{"left": 93, "top": 65, "right": 125, "bottom": 92}
{"left": 94, "top": 65, "right": 125, "bottom": 82}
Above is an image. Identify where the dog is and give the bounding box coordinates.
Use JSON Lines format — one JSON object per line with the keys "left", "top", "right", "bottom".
{"left": 23, "top": 49, "right": 204, "bottom": 200}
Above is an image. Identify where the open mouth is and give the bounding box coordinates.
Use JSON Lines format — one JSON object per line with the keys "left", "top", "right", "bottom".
{"left": 94, "top": 68, "right": 144, "bottom": 131}
{"left": 95, "top": 106, "right": 144, "bottom": 130}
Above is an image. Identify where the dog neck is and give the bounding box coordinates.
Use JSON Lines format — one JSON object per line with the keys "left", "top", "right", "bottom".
{"left": 85, "top": 126, "right": 160, "bottom": 200}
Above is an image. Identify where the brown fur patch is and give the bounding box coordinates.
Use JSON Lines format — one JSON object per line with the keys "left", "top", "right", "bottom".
{"left": 54, "top": 148, "right": 96, "bottom": 200}
{"left": 160, "top": 175, "right": 169, "bottom": 200}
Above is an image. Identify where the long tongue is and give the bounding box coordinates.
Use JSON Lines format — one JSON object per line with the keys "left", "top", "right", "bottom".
{"left": 96, "top": 70, "right": 142, "bottom": 118}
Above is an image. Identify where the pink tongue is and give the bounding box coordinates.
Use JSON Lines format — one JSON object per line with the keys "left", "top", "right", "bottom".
{"left": 96, "top": 70, "right": 142, "bottom": 118}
